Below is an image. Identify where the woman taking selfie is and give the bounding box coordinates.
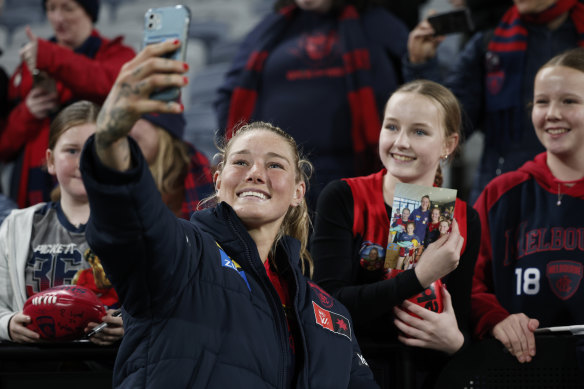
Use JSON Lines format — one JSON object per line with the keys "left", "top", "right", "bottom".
{"left": 80, "top": 40, "right": 379, "bottom": 388}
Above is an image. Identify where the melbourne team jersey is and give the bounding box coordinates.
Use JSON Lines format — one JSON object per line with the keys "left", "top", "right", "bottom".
{"left": 25, "top": 202, "right": 90, "bottom": 297}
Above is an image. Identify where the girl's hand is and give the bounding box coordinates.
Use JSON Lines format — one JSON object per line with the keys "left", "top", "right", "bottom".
{"left": 85, "top": 309, "right": 124, "bottom": 346}
{"left": 414, "top": 219, "right": 464, "bottom": 288}
{"left": 393, "top": 286, "right": 464, "bottom": 355}
{"left": 492, "top": 313, "right": 539, "bottom": 363}
{"left": 95, "top": 39, "right": 188, "bottom": 171}
{"left": 8, "top": 312, "right": 41, "bottom": 343}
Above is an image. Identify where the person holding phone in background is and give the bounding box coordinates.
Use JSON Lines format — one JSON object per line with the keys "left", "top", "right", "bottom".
{"left": 0, "top": 101, "right": 122, "bottom": 346}
{"left": 404, "top": 0, "right": 584, "bottom": 203}
{"left": 311, "top": 80, "right": 480, "bottom": 388}
{"left": 0, "top": 0, "right": 135, "bottom": 208}
{"left": 471, "top": 47, "right": 584, "bottom": 364}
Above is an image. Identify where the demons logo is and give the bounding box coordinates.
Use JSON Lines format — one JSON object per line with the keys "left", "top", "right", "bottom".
{"left": 308, "top": 281, "right": 334, "bottom": 308}
{"left": 546, "top": 260, "right": 583, "bottom": 300}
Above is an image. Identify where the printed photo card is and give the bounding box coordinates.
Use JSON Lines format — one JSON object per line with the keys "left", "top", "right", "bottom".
{"left": 385, "top": 183, "right": 457, "bottom": 271}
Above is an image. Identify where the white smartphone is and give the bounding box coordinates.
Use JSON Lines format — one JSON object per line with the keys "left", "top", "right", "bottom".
{"left": 143, "top": 5, "right": 191, "bottom": 101}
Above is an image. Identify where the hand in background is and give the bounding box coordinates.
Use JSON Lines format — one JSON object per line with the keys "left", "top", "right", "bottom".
{"left": 85, "top": 309, "right": 124, "bottom": 346}
{"left": 8, "top": 312, "right": 41, "bottom": 343}
{"left": 492, "top": 313, "right": 539, "bottom": 363}
{"left": 407, "top": 18, "right": 445, "bottom": 64}
{"left": 393, "top": 285, "right": 464, "bottom": 355}
{"left": 19, "top": 26, "right": 39, "bottom": 73}
{"left": 25, "top": 87, "right": 59, "bottom": 119}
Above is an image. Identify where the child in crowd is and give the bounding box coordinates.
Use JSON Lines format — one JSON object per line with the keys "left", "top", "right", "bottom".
{"left": 311, "top": 79, "right": 480, "bottom": 388}
{"left": 0, "top": 101, "right": 122, "bottom": 345}
{"left": 472, "top": 47, "right": 584, "bottom": 364}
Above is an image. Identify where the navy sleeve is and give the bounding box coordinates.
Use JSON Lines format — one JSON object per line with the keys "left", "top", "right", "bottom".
{"left": 80, "top": 135, "right": 202, "bottom": 317}
{"left": 311, "top": 180, "right": 423, "bottom": 330}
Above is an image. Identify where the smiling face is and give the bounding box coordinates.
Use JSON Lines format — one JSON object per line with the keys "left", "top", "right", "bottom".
{"left": 379, "top": 92, "right": 457, "bottom": 186}
{"left": 46, "top": 0, "right": 93, "bottom": 49}
{"left": 401, "top": 208, "right": 410, "bottom": 221}
{"left": 532, "top": 65, "right": 584, "bottom": 168}
{"left": 215, "top": 129, "right": 305, "bottom": 230}
{"left": 431, "top": 208, "right": 441, "bottom": 223}
{"left": 439, "top": 220, "right": 450, "bottom": 235}
{"left": 421, "top": 196, "right": 430, "bottom": 211}
{"left": 47, "top": 123, "right": 96, "bottom": 203}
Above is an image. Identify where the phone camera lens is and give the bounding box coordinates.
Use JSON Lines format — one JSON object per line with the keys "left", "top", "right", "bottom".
{"left": 149, "top": 14, "right": 155, "bottom": 19}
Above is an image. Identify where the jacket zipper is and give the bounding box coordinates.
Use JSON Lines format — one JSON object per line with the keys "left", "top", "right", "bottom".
{"left": 226, "top": 213, "right": 290, "bottom": 388}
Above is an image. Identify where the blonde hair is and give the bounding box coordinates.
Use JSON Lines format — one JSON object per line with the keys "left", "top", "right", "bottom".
{"left": 389, "top": 80, "right": 463, "bottom": 187}
{"left": 48, "top": 100, "right": 100, "bottom": 201}
{"left": 149, "top": 128, "right": 190, "bottom": 196}
{"left": 207, "top": 121, "right": 314, "bottom": 276}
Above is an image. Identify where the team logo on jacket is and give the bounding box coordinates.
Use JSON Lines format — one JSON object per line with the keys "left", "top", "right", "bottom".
{"left": 217, "top": 243, "right": 251, "bottom": 291}
{"left": 546, "top": 260, "right": 583, "bottom": 300}
{"left": 312, "top": 301, "right": 351, "bottom": 340}
{"left": 308, "top": 281, "right": 334, "bottom": 308}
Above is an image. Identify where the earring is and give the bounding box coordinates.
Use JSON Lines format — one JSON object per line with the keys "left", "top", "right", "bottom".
{"left": 441, "top": 154, "right": 449, "bottom": 161}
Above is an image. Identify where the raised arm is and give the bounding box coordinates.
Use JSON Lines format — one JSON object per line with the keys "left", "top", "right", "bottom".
{"left": 94, "top": 39, "right": 187, "bottom": 170}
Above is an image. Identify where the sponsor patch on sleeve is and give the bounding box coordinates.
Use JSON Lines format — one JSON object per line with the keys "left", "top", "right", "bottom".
{"left": 217, "top": 242, "right": 251, "bottom": 291}
{"left": 312, "top": 301, "right": 352, "bottom": 340}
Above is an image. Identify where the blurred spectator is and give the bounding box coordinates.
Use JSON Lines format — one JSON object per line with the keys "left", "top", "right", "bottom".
{"left": 0, "top": 0, "right": 135, "bottom": 208}
{"left": 215, "top": 0, "right": 408, "bottom": 207}
{"left": 129, "top": 113, "right": 214, "bottom": 219}
{"left": 404, "top": 0, "right": 584, "bottom": 203}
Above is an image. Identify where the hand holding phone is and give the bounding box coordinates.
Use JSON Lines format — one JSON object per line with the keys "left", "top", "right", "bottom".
{"left": 143, "top": 5, "right": 191, "bottom": 101}
{"left": 32, "top": 70, "right": 57, "bottom": 93}
{"left": 427, "top": 8, "right": 474, "bottom": 36}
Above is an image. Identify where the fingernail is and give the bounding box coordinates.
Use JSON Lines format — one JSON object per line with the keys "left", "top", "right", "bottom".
{"left": 183, "top": 76, "right": 189, "bottom": 85}
{"left": 183, "top": 62, "right": 189, "bottom": 71}
{"left": 173, "top": 39, "right": 180, "bottom": 45}
{"left": 179, "top": 103, "right": 184, "bottom": 112}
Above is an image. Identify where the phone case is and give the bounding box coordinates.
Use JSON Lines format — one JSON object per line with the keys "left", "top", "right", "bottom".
{"left": 143, "top": 5, "right": 191, "bottom": 101}
{"left": 427, "top": 8, "right": 474, "bottom": 36}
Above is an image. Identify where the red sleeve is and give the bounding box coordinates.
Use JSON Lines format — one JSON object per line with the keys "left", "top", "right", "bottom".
{"left": 36, "top": 33, "right": 135, "bottom": 102}
{"left": 470, "top": 177, "right": 526, "bottom": 339}
{"left": 0, "top": 64, "right": 44, "bottom": 161}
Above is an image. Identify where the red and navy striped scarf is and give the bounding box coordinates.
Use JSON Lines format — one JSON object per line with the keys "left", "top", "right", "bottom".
{"left": 226, "top": 5, "right": 381, "bottom": 174}
{"left": 485, "top": 0, "right": 584, "bottom": 141}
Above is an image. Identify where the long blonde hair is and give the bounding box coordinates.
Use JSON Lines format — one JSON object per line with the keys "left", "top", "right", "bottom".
{"left": 208, "top": 121, "right": 314, "bottom": 276}
{"left": 149, "top": 128, "right": 190, "bottom": 196}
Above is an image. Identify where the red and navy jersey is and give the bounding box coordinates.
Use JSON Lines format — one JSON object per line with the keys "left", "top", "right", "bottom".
{"left": 472, "top": 152, "right": 584, "bottom": 338}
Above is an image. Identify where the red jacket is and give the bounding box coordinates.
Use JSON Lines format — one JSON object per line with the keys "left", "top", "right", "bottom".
{"left": 0, "top": 29, "right": 135, "bottom": 207}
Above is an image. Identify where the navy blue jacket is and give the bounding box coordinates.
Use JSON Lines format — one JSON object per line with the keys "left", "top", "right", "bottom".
{"left": 80, "top": 136, "right": 379, "bottom": 389}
